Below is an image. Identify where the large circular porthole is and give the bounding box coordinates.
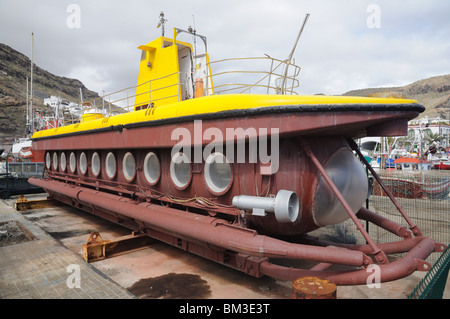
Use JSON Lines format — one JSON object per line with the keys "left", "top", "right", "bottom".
{"left": 170, "top": 152, "right": 191, "bottom": 189}
{"left": 105, "top": 152, "right": 116, "bottom": 179}
{"left": 45, "top": 152, "right": 51, "bottom": 170}
{"left": 91, "top": 152, "right": 101, "bottom": 176}
{"left": 204, "top": 152, "right": 233, "bottom": 195}
{"left": 52, "top": 152, "right": 58, "bottom": 171}
{"left": 69, "top": 152, "right": 77, "bottom": 173}
{"left": 60, "top": 152, "right": 67, "bottom": 172}
{"left": 143, "top": 152, "right": 160, "bottom": 185}
{"left": 122, "top": 152, "right": 136, "bottom": 181}
{"left": 79, "top": 152, "right": 88, "bottom": 175}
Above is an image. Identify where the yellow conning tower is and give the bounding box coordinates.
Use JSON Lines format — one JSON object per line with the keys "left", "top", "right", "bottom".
{"left": 134, "top": 29, "right": 213, "bottom": 110}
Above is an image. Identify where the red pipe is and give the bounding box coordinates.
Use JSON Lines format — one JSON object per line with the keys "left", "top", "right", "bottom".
{"left": 260, "top": 235, "right": 436, "bottom": 285}
{"left": 357, "top": 207, "right": 412, "bottom": 239}
{"left": 29, "top": 177, "right": 441, "bottom": 285}
{"left": 29, "top": 177, "right": 370, "bottom": 267}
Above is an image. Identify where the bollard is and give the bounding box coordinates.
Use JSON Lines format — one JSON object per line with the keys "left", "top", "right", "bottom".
{"left": 293, "top": 276, "right": 337, "bottom": 299}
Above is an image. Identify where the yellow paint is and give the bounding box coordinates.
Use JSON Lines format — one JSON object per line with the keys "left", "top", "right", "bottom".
{"left": 32, "top": 94, "right": 419, "bottom": 139}
{"left": 80, "top": 112, "right": 105, "bottom": 122}
{"left": 134, "top": 36, "right": 194, "bottom": 109}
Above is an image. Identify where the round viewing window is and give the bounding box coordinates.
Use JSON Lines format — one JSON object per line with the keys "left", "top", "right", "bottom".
{"left": 170, "top": 152, "right": 191, "bottom": 189}
{"left": 60, "top": 152, "right": 67, "bottom": 172}
{"left": 204, "top": 152, "right": 233, "bottom": 195}
{"left": 122, "top": 152, "right": 136, "bottom": 181}
{"left": 91, "top": 152, "right": 101, "bottom": 176}
{"left": 143, "top": 152, "right": 160, "bottom": 185}
{"left": 105, "top": 152, "right": 117, "bottom": 179}
{"left": 52, "top": 152, "right": 58, "bottom": 170}
{"left": 45, "top": 152, "right": 51, "bottom": 170}
{"left": 69, "top": 152, "right": 76, "bottom": 173}
{"left": 79, "top": 152, "right": 88, "bottom": 175}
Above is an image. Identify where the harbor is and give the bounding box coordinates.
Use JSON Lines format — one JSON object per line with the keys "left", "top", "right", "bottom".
{"left": 1, "top": 2, "right": 449, "bottom": 302}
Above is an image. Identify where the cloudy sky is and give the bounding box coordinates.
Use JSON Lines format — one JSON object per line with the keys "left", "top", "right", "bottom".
{"left": 0, "top": 0, "right": 449, "bottom": 98}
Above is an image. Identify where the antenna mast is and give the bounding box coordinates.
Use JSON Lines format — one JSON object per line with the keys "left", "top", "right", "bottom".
{"left": 157, "top": 11, "right": 167, "bottom": 36}
{"left": 281, "top": 13, "right": 310, "bottom": 94}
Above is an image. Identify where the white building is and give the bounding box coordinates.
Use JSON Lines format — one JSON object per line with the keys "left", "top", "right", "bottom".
{"left": 408, "top": 117, "right": 450, "bottom": 150}
{"left": 43, "top": 96, "right": 71, "bottom": 109}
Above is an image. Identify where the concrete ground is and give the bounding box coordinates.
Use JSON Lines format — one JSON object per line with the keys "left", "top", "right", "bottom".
{"left": 1, "top": 193, "right": 448, "bottom": 299}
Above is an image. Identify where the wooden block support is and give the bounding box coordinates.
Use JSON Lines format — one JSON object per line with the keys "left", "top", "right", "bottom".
{"left": 292, "top": 276, "right": 337, "bottom": 299}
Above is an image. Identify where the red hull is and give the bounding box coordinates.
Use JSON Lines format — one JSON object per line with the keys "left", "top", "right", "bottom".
{"left": 28, "top": 104, "right": 445, "bottom": 285}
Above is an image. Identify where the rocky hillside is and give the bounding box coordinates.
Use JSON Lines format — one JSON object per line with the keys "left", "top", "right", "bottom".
{"left": 0, "top": 42, "right": 101, "bottom": 147}
{"left": 343, "top": 74, "right": 450, "bottom": 119}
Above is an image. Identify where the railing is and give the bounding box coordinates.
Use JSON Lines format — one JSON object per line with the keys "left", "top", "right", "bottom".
{"left": 207, "top": 56, "right": 301, "bottom": 95}
{"left": 1, "top": 162, "right": 44, "bottom": 178}
{"left": 80, "top": 55, "right": 302, "bottom": 117}
{"left": 81, "top": 71, "right": 183, "bottom": 116}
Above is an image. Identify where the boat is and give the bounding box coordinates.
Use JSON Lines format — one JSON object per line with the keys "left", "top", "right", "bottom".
{"left": 372, "top": 174, "right": 450, "bottom": 199}
{"left": 393, "top": 157, "right": 432, "bottom": 170}
{"left": 371, "top": 157, "right": 450, "bottom": 199}
{"left": 434, "top": 161, "right": 450, "bottom": 170}
{"left": 358, "top": 137, "right": 396, "bottom": 169}
{"left": 27, "top": 15, "right": 445, "bottom": 285}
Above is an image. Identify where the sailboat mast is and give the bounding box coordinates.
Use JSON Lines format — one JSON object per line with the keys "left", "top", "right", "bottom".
{"left": 26, "top": 76, "right": 29, "bottom": 133}
{"left": 30, "top": 32, "right": 34, "bottom": 133}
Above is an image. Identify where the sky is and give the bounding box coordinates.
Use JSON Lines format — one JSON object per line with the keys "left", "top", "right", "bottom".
{"left": 0, "top": 0, "right": 449, "bottom": 99}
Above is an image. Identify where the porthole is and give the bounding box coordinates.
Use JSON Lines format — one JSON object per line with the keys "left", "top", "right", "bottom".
{"left": 69, "top": 152, "right": 77, "bottom": 173}
{"left": 52, "top": 152, "right": 58, "bottom": 170}
{"left": 204, "top": 152, "right": 233, "bottom": 195}
{"left": 105, "top": 152, "right": 116, "bottom": 179}
{"left": 122, "top": 152, "right": 136, "bottom": 181}
{"left": 91, "top": 152, "right": 101, "bottom": 176}
{"left": 60, "top": 152, "right": 67, "bottom": 172}
{"left": 45, "top": 152, "right": 51, "bottom": 170}
{"left": 79, "top": 152, "right": 88, "bottom": 175}
{"left": 143, "top": 152, "right": 160, "bottom": 185}
{"left": 170, "top": 152, "right": 192, "bottom": 189}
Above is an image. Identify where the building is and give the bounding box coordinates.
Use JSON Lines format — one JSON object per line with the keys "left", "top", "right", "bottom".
{"left": 408, "top": 117, "right": 450, "bottom": 150}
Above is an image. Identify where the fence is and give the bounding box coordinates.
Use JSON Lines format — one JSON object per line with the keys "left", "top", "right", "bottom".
{"left": 408, "top": 244, "right": 450, "bottom": 299}
{"left": 1, "top": 162, "right": 44, "bottom": 178}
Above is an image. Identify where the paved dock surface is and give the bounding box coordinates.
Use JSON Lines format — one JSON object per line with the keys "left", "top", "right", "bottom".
{"left": 1, "top": 193, "right": 449, "bottom": 300}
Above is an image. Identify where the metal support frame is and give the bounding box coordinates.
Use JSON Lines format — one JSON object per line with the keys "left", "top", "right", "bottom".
{"left": 299, "top": 138, "right": 389, "bottom": 264}
{"left": 347, "top": 138, "right": 423, "bottom": 236}
{"left": 82, "top": 231, "right": 157, "bottom": 262}
{"left": 14, "top": 194, "right": 62, "bottom": 211}
{"left": 29, "top": 175, "right": 445, "bottom": 285}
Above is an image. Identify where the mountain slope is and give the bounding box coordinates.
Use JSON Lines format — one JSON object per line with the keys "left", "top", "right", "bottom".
{"left": 0, "top": 42, "right": 101, "bottom": 146}
{"left": 342, "top": 74, "right": 450, "bottom": 119}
